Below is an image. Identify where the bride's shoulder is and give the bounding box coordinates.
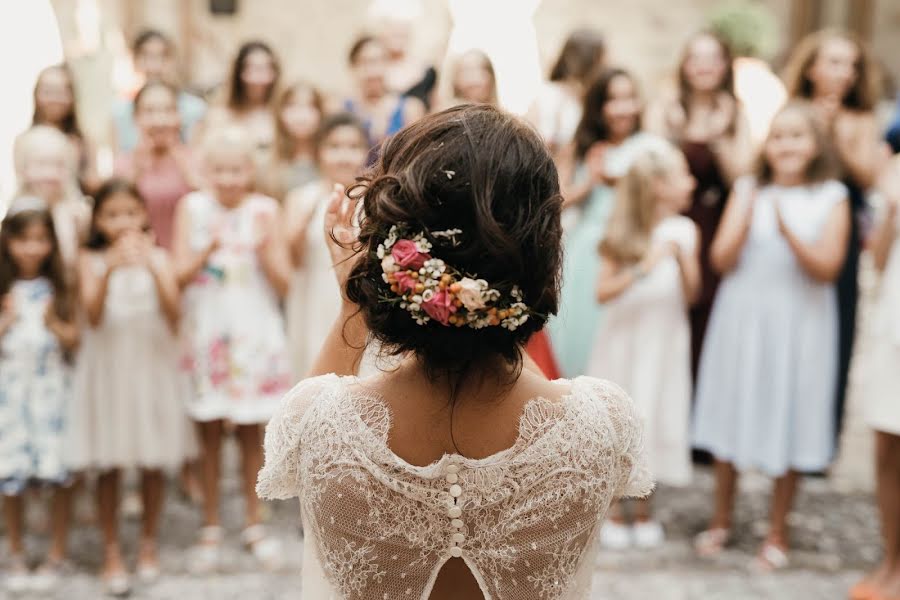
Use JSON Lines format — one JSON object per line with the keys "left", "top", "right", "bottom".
{"left": 562, "top": 377, "right": 643, "bottom": 440}
{"left": 563, "top": 376, "right": 654, "bottom": 498}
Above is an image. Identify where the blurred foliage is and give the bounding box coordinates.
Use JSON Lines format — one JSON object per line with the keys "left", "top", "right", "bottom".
{"left": 707, "top": 1, "right": 779, "bottom": 59}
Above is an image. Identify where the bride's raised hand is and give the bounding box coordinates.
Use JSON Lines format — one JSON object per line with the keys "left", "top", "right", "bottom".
{"left": 324, "top": 183, "right": 361, "bottom": 291}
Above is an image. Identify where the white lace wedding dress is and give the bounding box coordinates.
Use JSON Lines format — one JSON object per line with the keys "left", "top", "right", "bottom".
{"left": 257, "top": 374, "right": 652, "bottom": 599}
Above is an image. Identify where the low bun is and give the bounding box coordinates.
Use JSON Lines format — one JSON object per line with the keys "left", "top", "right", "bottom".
{"left": 345, "top": 104, "right": 563, "bottom": 377}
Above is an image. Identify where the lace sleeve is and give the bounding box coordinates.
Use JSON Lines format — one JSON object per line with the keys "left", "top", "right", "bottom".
{"left": 584, "top": 377, "right": 655, "bottom": 499}
{"left": 256, "top": 375, "right": 337, "bottom": 500}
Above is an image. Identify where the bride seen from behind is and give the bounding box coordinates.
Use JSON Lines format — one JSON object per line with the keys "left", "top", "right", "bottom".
{"left": 257, "top": 104, "right": 652, "bottom": 599}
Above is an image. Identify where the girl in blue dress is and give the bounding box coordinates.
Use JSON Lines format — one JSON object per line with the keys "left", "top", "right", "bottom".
{"left": 0, "top": 198, "right": 79, "bottom": 592}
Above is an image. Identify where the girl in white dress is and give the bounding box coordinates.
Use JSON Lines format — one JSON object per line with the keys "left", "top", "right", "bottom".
{"left": 69, "top": 179, "right": 193, "bottom": 593}
{"left": 852, "top": 159, "right": 900, "bottom": 600}
{"left": 588, "top": 143, "right": 700, "bottom": 549}
{"left": 285, "top": 113, "right": 368, "bottom": 379}
{"left": 173, "top": 126, "right": 292, "bottom": 571}
{"left": 258, "top": 104, "right": 652, "bottom": 599}
{"left": 0, "top": 201, "right": 79, "bottom": 593}
{"left": 692, "top": 103, "right": 851, "bottom": 569}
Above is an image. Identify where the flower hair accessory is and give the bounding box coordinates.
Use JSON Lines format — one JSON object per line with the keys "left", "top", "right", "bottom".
{"left": 377, "top": 224, "right": 531, "bottom": 330}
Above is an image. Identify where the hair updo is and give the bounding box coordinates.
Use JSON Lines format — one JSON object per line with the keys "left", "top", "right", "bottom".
{"left": 346, "top": 103, "right": 563, "bottom": 377}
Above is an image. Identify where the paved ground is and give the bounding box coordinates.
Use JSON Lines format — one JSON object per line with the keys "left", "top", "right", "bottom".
{"left": 0, "top": 462, "right": 879, "bottom": 599}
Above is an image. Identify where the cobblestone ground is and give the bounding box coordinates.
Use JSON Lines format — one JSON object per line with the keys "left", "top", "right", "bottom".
{"left": 0, "top": 461, "right": 879, "bottom": 599}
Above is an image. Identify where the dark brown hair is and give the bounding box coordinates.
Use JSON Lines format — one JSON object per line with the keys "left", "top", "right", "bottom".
{"left": 755, "top": 101, "right": 838, "bottom": 185}
{"left": 574, "top": 68, "right": 641, "bottom": 160}
{"left": 0, "top": 204, "right": 76, "bottom": 325}
{"left": 274, "top": 81, "right": 325, "bottom": 162}
{"left": 132, "top": 29, "right": 173, "bottom": 56}
{"left": 32, "top": 64, "right": 82, "bottom": 139}
{"left": 549, "top": 28, "right": 605, "bottom": 84}
{"left": 314, "top": 112, "right": 369, "bottom": 159}
{"left": 86, "top": 178, "right": 147, "bottom": 249}
{"left": 348, "top": 35, "right": 382, "bottom": 65}
{"left": 227, "top": 40, "right": 280, "bottom": 111}
{"left": 344, "top": 104, "right": 563, "bottom": 378}
{"left": 677, "top": 31, "right": 737, "bottom": 134}
{"left": 782, "top": 29, "right": 881, "bottom": 112}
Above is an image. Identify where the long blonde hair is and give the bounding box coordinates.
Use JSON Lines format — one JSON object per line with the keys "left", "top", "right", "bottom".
{"left": 600, "top": 143, "right": 682, "bottom": 264}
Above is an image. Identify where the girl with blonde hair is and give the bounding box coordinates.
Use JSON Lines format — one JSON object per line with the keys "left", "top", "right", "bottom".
{"left": 588, "top": 142, "right": 700, "bottom": 549}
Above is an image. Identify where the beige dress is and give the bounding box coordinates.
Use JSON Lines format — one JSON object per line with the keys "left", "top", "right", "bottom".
{"left": 67, "top": 251, "right": 195, "bottom": 470}
{"left": 285, "top": 181, "right": 342, "bottom": 379}
{"left": 862, "top": 200, "right": 900, "bottom": 436}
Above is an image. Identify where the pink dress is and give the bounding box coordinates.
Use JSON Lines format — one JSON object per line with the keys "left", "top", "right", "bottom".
{"left": 115, "top": 151, "right": 193, "bottom": 249}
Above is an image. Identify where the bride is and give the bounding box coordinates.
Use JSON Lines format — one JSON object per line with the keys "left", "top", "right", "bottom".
{"left": 257, "top": 103, "right": 652, "bottom": 599}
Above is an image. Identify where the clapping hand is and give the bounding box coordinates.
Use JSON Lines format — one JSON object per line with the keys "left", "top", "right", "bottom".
{"left": 585, "top": 142, "right": 610, "bottom": 185}
{"left": 0, "top": 294, "right": 16, "bottom": 330}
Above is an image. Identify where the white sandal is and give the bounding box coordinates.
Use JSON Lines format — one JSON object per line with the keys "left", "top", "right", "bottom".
{"left": 694, "top": 527, "right": 731, "bottom": 557}
{"left": 755, "top": 541, "right": 789, "bottom": 571}
{"left": 102, "top": 571, "right": 131, "bottom": 597}
{"left": 189, "top": 525, "right": 224, "bottom": 574}
{"left": 241, "top": 524, "right": 284, "bottom": 571}
{"left": 5, "top": 554, "right": 30, "bottom": 593}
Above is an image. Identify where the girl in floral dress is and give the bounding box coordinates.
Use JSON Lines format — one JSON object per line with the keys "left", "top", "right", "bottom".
{"left": 0, "top": 200, "right": 79, "bottom": 593}
{"left": 173, "top": 126, "right": 292, "bottom": 571}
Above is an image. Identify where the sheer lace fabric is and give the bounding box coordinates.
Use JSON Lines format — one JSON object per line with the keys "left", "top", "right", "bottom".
{"left": 258, "top": 374, "right": 652, "bottom": 599}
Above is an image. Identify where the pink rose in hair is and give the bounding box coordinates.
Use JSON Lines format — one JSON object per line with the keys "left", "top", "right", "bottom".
{"left": 394, "top": 270, "right": 417, "bottom": 294}
{"left": 422, "top": 288, "right": 456, "bottom": 326}
{"left": 391, "top": 239, "right": 430, "bottom": 269}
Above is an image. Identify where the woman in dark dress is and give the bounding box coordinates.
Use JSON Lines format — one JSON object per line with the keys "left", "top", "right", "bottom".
{"left": 783, "top": 30, "right": 887, "bottom": 438}
{"left": 647, "top": 31, "right": 752, "bottom": 379}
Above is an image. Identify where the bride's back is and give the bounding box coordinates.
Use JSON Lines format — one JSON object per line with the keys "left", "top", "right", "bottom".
{"left": 257, "top": 105, "right": 651, "bottom": 599}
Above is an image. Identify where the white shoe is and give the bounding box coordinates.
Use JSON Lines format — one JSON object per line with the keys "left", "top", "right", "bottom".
{"left": 632, "top": 520, "right": 665, "bottom": 548}
{"left": 599, "top": 521, "right": 632, "bottom": 550}
{"left": 5, "top": 555, "right": 30, "bottom": 593}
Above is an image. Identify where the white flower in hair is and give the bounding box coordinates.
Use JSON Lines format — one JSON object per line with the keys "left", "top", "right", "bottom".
{"left": 456, "top": 278, "right": 488, "bottom": 311}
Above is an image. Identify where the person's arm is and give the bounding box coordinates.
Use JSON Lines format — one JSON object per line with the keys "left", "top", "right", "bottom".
{"left": 284, "top": 187, "right": 318, "bottom": 267}
{"left": 0, "top": 295, "right": 16, "bottom": 339}
{"left": 835, "top": 111, "right": 887, "bottom": 189}
{"left": 172, "top": 198, "right": 218, "bottom": 288}
{"left": 80, "top": 251, "right": 115, "bottom": 327}
{"left": 675, "top": 225, "right": 703, "bottom": 305}
{"left": 560, "top": 142, "right": 606, "bottom": 208}
{"left": 869, "top": 198, "right": 897, "bottom": 272}
{"left": 256, "top": 205, "right": 292, "bottom": 298}
{"left": 710, "top": 184, "right": 755, "bottom": 275}
{"left": 775, "top": 197, "right": 851, "bottom": 283}
{"left": 144, "top": 245, "right": 182, "bottom": 333}
{"left": 596, "top": 243, "right": 673, "bottom": 303}
{"left": 307, "top": 184, "right": 368, "bottom": 378}
{"left": 44, "top": 304, "right": 79, "bottom": 351}
{"left": 712, "top": 108, "right": 753, "bottom": 184}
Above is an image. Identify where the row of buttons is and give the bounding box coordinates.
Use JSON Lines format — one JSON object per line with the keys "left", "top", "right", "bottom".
{"left": 445, "top": 464, "right": 465, "bottom": 558}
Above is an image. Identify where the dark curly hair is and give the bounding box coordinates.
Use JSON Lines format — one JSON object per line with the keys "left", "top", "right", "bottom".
{"left": 345, "top": 104, "right": 563, "bottom": 379}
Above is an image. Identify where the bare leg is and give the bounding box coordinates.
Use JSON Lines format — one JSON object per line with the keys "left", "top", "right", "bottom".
{"left": 634, "top": 497, "right": 652, "bottom": 522}
{"left": 46, "top": 485, "right": 72, "bottom": 563}
{"left": 767, "top": 469, "right": 800, "bottom": 549}
{"left": 710, "top": 460, "right": 738, "bottom": 530}
{"left": 875, "top": 432, "right": 900, "bottom": 595}
{"left": 139, "top": 469, "right": 165, "bottom": 568}
{"left": 96, "top": 469, "right": 126, "bottom": 577}
{"left": 198, "top": 420, "right": 224, "bottom": 528}
{"left": 236, "top": 424, "right": 263, "bottom": 528}
{"left": 2, "top": 494, "right": 25, "bottom": 556}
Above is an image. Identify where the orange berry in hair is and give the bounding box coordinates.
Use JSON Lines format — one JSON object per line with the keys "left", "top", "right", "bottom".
{"left": 498, "top": 310, "right": 508, "bottom": 319}
{"left": 415, "top": 283, "right": 425, "bottom": 294}
{"left": 390, "top": 284, "right": 399, "bottom": 293}
{"left": 450, "top": 283, "right": 461, "bottom": 293}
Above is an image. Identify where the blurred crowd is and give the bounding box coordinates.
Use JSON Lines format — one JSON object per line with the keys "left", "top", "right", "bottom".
{"left": 3, "top": 7, "right": 900, "bottom": 599}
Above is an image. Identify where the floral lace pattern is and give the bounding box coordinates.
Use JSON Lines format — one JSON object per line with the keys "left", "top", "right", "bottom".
{"left": 258, "top": 374, "right": 652, "bottom": 599}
